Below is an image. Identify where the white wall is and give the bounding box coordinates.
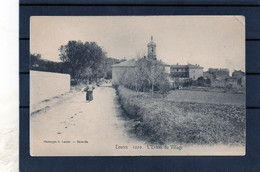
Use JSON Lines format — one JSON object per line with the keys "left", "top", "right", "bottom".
{"left": 164, "top": 66, "right": 171, "bottom": 74}
{"left": 189, "top": 68, "right": 204, "bottom": 80}
{"left": 30, "top": 70, "right": 70, "bottom": 106}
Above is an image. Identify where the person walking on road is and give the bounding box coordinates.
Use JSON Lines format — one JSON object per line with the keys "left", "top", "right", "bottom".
{"left": 84, "top": 82, "right": 95, "bottom": 102}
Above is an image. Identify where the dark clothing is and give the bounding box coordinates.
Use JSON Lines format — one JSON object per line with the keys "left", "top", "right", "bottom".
{"left": 86, "top": 91, "right": 93, "bottom": 101}
{"left": 84, "top": 84, "right": 95, "bottom": 101}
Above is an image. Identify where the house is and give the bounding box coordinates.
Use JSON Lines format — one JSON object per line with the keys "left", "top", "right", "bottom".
{"left": 203, "top": 68, "right": 245, "bottom": 89}
{"left": 225, "top": 77, "right": 239, "bottom": 88}
{"left": 232, "top": 70, "right": 245, "bottom": 79}
{"left": 112, "top": 36, "right": 203, "bottom": 86}
{"left": 232, "top": 70, "right": 245, "bottom": 88}
{"left": 111, "top": 58, "right": 171, "bottom": 86}
{"left": 207, "top": 68, "right": 229, "bottom": 80}
{"left": 203, "top": 71, "right": 214, "bottom": 81}
{"left": 112, "top": 36, "right": 167, "bottom": 86}
{"left": 170, "top": 64, "right": 203, "bottom": 80}
{"left": 111, "top": 59, "right": 136, "bottom": 85}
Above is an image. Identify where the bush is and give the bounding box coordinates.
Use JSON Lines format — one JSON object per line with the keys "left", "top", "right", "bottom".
{"left": 117, "top": 86, "right": 245, "bottom": 145}
{"left": 157, "top": 80, "right": 171, "bottom": 97}
{"left": 196, "top": 77, "right": 211, "bottom": 87}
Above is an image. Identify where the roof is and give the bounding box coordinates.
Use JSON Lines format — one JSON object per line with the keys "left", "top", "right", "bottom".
{"left": 208, "top": 68, "right": 229, "bottom": 72}
{"left": 188, "top": 64, "right": 203, "bottom": 69}
{"left": 170, "top": 65, "right": 188, "bottom": 68}
{"left": 112, "top": 59, "right": 136, "bottom": 67}
{"left": 170, "top": 64, "right": 203, "bottom": 69}
{"left": 158, "top": 60, "right": 171, "bottom": 66}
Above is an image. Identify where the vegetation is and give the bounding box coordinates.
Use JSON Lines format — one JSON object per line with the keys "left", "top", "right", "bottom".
{"left": 59, "top": 41, "right": 107, "bottom": 83}
{"left": 103, "top": 58, "right": 121, "bottom": 79}
{"left": 30, "top": 40, "right": 121, "bottom": 84}
{"left": 117, "top": 86, "right": 245, "bottom": 145}
{"left": 195, "top": 76, "right": 211, "bottom": 87}
{"left": 30, "top": 53, "right": 69, "bottom": 74}
{"left": 167, "top": 89, "right": 245, "bottom": 105}
{"left": 119, "top": 58, "right": 171, "bottom": 95}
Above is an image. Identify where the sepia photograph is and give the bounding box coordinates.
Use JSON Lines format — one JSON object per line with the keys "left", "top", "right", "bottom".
{"left": 30, "top": 16, "right": 245, "bottom": 156}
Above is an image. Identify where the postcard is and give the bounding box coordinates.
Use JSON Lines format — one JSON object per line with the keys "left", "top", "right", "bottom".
{"left": 30, "top": 16, "right": 245, "bottom": 156}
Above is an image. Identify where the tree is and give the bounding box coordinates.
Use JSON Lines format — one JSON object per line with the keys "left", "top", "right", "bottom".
{"left": 120, "top": 67, "right": 144, "bottom": 92}
{"left": 30, "top": 53, "right": 41, "bottom": 68}
{"left": 158, "top": 78, "right": 171, "bottom": 97}
{"left": 196, "top": 76, "right": 211, "bottom": 87}
{"left": 147, "top": 60, "right": 166, "bottom": 95}
{"left": 30, "top": 53, "right": 69, "bottom": 74}
{"left": 103, "top": 58, "right": 120, "bottom": 79}
{"left": 136, "top": 58, "right": 167, "bottom": 95}
{"left": 59, "top": 41, "right": 107, "bottom": 83}
{"left": 119, "top": 57, "right": 170, "bottom": 97}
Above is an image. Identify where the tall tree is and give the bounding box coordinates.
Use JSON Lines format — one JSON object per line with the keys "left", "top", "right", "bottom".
{"left": 147, "top": 60, "right": 166, "bottom": 95}
{"left": 120, "top": 57, "right": 169, "bottom": 95}
{"left": 137, "top": 58, "right": 166, "bottom": 95}
{"left": 59, "top": 41, "right": 107, "bottom": 82}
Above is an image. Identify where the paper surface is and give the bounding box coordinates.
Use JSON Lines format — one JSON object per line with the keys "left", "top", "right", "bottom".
{"left": 30, "top": 16, "right": 245, "bottom": 156}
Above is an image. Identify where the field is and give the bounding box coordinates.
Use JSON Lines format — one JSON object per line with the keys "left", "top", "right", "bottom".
{"left": 167, "top": 90, "right": 245, "bottom": 105}
{"left": 117, "top": 86, "right": 246, "bottom": 145}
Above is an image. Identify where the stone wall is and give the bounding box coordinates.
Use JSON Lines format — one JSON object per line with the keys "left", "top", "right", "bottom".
{"left": 30, "top": 70, "right": 70, "bottom": 106}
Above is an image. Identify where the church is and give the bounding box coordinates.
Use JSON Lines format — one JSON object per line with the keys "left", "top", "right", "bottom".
{"left": 111, "top": 36, "right": 203, "bottom": 86}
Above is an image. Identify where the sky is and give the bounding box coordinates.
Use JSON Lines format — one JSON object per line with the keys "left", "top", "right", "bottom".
{"left": 30, "top": 16, "right": 245, "bottom": 72}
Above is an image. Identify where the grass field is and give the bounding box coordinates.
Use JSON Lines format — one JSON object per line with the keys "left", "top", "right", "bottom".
{"left": 117, "top": 86, "right": 246, "bottom": 146}
{"left": 167, "top": 90, "right": 245, "bottom": 105}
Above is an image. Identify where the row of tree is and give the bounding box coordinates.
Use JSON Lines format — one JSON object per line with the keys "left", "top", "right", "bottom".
{"left": 30, "top": 53, "right": 69, "bottom": 74}
{"left": 119, "top": 58, "right": 171, "bottom": 96}
{"left": 30, "top": 40, "right": 121, "bottom": 84}
{"left": 118, "top": 57, "right": 214, "bottom": 96}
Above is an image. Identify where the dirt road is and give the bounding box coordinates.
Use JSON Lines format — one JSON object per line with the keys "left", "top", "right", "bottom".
{"left": 31, "top": 85, "right": 145, "bottom": 156}
{"left": 30, "top": 85, "right": 244, "bottom": 156}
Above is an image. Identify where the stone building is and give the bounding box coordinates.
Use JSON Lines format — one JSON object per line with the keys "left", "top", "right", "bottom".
{"left": 170, "top": 64, "right": 203, "bottom": 80}
{"left": 203, "top": 68, "right": 245, "bottom": 89}
{"left": 225, "top": 77, "right": 239, "bottom": 88}
{"left": 112, "top": 36, "right": 203, "bottom": 85}
{"left": 232, "top": 70, "right": 245, "bottom": 88}
{"left": 112, "top": 36, "right": 167, "bottom": 85}
{"left": 207, "top": 68, "right": 229, "bottom": 80}
{"left": 232, "top": 70, "right": 245, "bottom": 79}
{"left": 203, "top": 71, "right": 215, "bottom": 81}
{"left": 147, "top": 36, "right": 157, "bottom": 60}
{"left": 111, "top": 59, "right": 136, "bottom": 85}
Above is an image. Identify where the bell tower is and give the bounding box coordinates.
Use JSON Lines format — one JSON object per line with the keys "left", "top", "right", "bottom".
{"left": 147, "top": 36, "right": 157, "bottom": 60}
